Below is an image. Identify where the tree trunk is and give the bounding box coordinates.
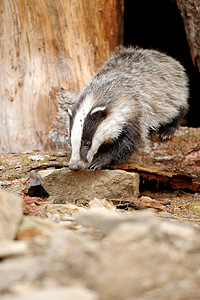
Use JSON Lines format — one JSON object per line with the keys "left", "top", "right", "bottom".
{"left": 176, "top": 0, "right": 200, "bottom": 72}
{"left": 0, "top": 0, "right": 124, "bottom": 152}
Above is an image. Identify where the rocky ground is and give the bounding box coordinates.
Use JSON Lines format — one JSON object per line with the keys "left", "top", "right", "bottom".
{"left": 0, "top": 151, "right": 200, "bottom": 299}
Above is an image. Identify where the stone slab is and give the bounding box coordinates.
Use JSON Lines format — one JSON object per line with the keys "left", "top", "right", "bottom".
{"left": 38, "top": 168, "right": 139, "bottom": 203}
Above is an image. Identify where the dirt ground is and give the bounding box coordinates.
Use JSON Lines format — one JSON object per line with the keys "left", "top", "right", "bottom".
{"left": 0, "top": 151, "right": 200, "bottom": 224}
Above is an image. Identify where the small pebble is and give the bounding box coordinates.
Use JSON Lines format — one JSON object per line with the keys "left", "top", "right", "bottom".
{"left": 48, "top": 214, "right": 61, "bottom": 223}
{"left": 28, "top": 155, "right": 45, "bottom": 161}
{"left": 61, "top": 215, "right": 76, "bottom": 222}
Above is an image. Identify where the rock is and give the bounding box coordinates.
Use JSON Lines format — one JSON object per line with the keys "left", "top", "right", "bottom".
{"left": 159, "top": 221, "right": 200, "bottom": 251}
{"left": 38, "top": 168, "right": 139, "bottom": 202}
{"left": 39, "top": 212, "right": 200, "bottom": 299}
{"left": 0, "top": 191, "right": 23, "bottom": 239}
{"left": 88, "top": 198, "right": 116, "bottom": 211}
{"left": 77, "top": 209, "right": 155, "bottom": 233}
{"left": 16, "top": 216, "right": 62, "bottom": 240}
{"left": 93, "top": 220, "right": 200, "bottom": 300}
{"left": 47, "top": 214, "right": 61, "bottom": 223}
{"left": 0, "top": 286, "right": 98, "bottom": 300}
{"left": 61, "top": 215, "right": 75, "bottom": 222}
{"left": 44, "top": 203, "right": 87, "bottom": 218}
{"left": 25, "top": 170, "right": 41, "bottom": 189}
{"left": 0, "top": 240, "right": 28, "bottom": 258}
{"left": 137, "top": 196, "right": 165, "bottom": 210}
{"left": 28, "top": 155, "right": 45, "bottom": 161}
{"left": 0, "top": 256, "right": 44, "bottom": 293}
{"left": 1, "top": 209, "right": 200, "bottom": 299}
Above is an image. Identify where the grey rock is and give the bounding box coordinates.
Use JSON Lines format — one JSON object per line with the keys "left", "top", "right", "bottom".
{"left": 25, "top": 170, "right": 41, "bottom": 189}
{"left": 17, "top": 215, "right": 63, "bottom": 239}
{"left": 44, "top": 203, "right": 87, "bottom": 217}
{"left": 0, "top": 256, "right": 44, "bottom": 292}
{"left": 48, "top": 214, "right": 61, "bottom": 223}
{"left": 0, "top": 191, "right": 23, "bottom": 239}
{"left": 43, "top": 213, "right": 200, "bottom": 300}
{"left": 77, "top": 209, "right": 155, "bottom": 233}
{"left": 61, "top": 215, "right": 76, "bottom": 222}
{"left": 0, "top": 240, "right": 28, "bottom": 258}
{"left": 159, "top": 220, "right": 200, "bottom": 251}
{"left": 1, "top": 286, "right": 98, "bottom": 300}
{"left": 28, "top": 155, "right": 45, "bottom": 161}
{"left": 1, "top": 206, "right": 200, "bottom": 300}
{"left": 38, "top": 168, "right": 139, "bottom": 202}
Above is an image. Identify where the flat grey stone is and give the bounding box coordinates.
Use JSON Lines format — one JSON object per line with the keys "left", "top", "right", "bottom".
{"left": 0, "top": 191, "right": 23, "bottom": 239}
{"left": 38, "top": 168, "right": 139, "bottom": 202}
{"left": 0, "top": 240, "right": 28, "bottom": 258}
{"left": 1, "top": 286, "right": 97, "bottom": 300}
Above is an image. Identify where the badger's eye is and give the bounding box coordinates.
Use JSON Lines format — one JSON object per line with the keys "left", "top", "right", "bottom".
{"left": 84, "top": 141, "right": 91, "bottom": 148}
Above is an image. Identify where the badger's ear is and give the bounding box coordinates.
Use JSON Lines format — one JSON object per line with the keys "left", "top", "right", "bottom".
{"left": 90, "top": 106, "right": 107, "bottom": 115}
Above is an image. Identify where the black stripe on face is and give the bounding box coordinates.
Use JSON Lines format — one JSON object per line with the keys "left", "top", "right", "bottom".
{"left": 80, "top": 108, "right": 107, "bottom": 161}
{"left": 68, "top": 107, "right": 77, "bottom": 139}
{"left": 68, "top": 113, "right": 73, "bottom": 138}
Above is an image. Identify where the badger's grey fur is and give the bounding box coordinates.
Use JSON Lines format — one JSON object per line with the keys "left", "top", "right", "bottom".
{"left": 68, "top": 46, "right": 189, "bottom": 170}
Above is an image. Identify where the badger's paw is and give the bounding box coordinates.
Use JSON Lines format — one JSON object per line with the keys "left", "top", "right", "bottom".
{"left": 160, "top": 126, "right": 176, "bottom": 141}
{"left": 89, "top": 155, "right": 111, "bottom": 170}
{"left": 89, "top": 163, "right": 102, "bottom": 170}
{"left": 89, "top": 158, "right": 105, "bottom": 170}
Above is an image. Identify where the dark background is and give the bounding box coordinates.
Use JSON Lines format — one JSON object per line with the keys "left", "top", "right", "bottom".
{"left": 124, "top": 0, "right": 200, "bottom": 127}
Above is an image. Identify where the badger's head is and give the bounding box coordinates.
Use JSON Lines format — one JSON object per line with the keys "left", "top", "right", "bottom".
{"left": 68, "top": 94, "right": 109, "bottom": 171}
{"left": 68, "top": 93, "right": 131, "bottom": 170}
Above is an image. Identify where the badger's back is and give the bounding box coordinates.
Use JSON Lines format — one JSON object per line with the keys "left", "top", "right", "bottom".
{"left": 69, "top": 46, "right": 189, "bottom": 170}
{"left": 85, "top": 46, "right": 189, "bottom": 130}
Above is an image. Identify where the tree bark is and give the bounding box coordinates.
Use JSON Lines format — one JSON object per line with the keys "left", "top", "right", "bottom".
{"left": 0, "top": 0, "right": 124, "bottom": 152}
{"left": 176, "top": 0, "right": 200, "bottom": 72}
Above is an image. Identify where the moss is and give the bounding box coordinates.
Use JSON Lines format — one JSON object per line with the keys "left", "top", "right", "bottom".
{"left": 190, "top": 202, "right": 200, "bottom": 216}
{"left": 4, "top": 172, "right": 26, "bottom": 181}
{"left": 0, "top": 151, "right": 70, "bottom": 182}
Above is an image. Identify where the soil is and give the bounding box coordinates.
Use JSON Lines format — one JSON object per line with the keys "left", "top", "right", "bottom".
{"left": 0, "top": 151, "right": 200, "bottom": 224}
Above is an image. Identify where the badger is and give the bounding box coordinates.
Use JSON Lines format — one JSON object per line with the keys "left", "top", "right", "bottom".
{"left": 68, "top": 46, "right": 189, "bottom": 171}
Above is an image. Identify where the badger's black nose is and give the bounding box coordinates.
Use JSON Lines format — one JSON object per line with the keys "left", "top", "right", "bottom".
{"left": 69, "top": 162, "right": 81, "bottom": 171}
{"left": 69, "top": 165, "right": 80, "bottom": 171}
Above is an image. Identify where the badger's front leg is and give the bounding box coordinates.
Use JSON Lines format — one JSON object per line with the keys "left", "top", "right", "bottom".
{"left": 89, "top": 128, "right": 141, "bottom": 170}
{"left": 89, "top": 148, "right": 113, "bottom": 170}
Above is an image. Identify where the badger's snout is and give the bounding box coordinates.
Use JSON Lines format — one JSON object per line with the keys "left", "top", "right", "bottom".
{"left": 69, "top": 159, "right": 88, "bottom": 171}
{"left": 69, "top": 163, "right": 80, "bottom": 171}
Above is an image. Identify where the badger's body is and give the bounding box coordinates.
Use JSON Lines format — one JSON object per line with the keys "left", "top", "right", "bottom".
{"left": 68, "top": 46, "right": 189, "bottom": 170}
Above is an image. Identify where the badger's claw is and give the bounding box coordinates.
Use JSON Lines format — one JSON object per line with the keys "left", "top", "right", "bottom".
{"left": 89, "top": 157, "right": 106, "bottom": 170}
{"left": 89, "top": 159, "right": 103, "bottom": 170}
{"left": 160, "top": 126, "right": 176, "bottom": 141}
{"left": 89, "top": 163, "right": 101, "bottom": 170}
{"left": 89, "top": 151, "right": 113, "bottom": 170}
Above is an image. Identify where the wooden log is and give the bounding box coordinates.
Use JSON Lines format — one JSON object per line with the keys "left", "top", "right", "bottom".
{"left": 176, "top": 0, "right": 200, "bottom": 71}
{"left": 110, "top": 127, "right": 200, "bottom": 192}
{"left": 0, "top": 0, "right": 124, "bottom": 152}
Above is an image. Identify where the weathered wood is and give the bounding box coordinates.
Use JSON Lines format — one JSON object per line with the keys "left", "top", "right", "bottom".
{"left": 0, "top": 0, "right": 124, "bottom": 152}
{"left": 176, "top": 0, "right": 200, "bottom": 71}
{"left": 111, "top": 127, "right": 200, "bottom": 192}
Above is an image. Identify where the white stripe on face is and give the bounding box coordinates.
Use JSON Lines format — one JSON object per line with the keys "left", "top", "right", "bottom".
{"left": 70, "top": 94, "right": 93, "bottom": 166}
{"left": 86, "top": 103, "right": 132, "bottom": 164}
{"left": 90, "top": 106, "right": 106, "bottom": 115}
